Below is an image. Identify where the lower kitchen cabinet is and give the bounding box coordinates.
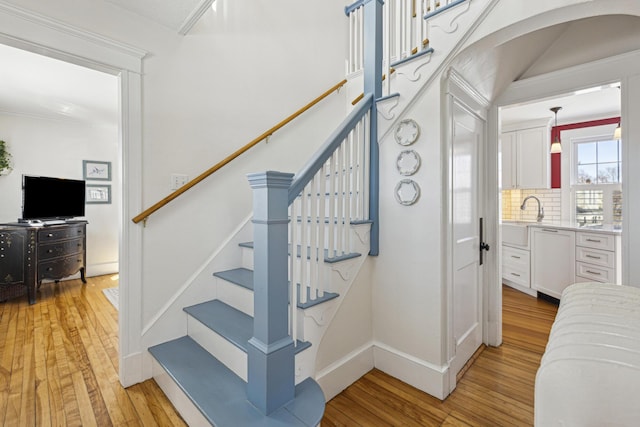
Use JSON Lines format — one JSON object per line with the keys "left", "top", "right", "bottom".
{"left": 531, "top": 227, "right": 576, "bottom": 299}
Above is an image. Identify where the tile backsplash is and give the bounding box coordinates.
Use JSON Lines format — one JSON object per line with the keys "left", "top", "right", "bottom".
{"left": 502, "top": 189, "right": 562, "bottom": 222}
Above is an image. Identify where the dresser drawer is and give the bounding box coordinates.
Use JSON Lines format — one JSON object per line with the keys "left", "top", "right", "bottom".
{"left": 38, "top": 225, "right": 85, "bottom": 242}
{"left": 576, "top": 232, "right": 615, "bottom": 251}
{"left": 38, "top": 238, "right": 84, "bottom": 261}
{"left": 576, "top": 262, "right": 615, "bottom": 283}
{"left": 39, "top": 253, "right": 85, "bottom": 281}
{"left": 502, "top": 246, "right": 530, "bottom": 270}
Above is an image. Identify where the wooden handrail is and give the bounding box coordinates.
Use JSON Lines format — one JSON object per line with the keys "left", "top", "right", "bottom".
{"left": 132, "top": 79, "right": 348, "bottom": 224}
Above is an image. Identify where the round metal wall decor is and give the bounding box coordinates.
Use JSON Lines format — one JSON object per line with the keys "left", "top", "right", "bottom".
{"left": 394, "top": 119, "right": 420, "bottom": 146}
{"left": 396, "top": 150, "right": 421, "bottom": 176}
{"left": 394, "top": 179, "right": 420, "bottom": 206}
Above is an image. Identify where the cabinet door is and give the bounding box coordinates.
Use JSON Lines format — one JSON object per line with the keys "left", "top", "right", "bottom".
{"left": 517, "top": 127, "right": 549, "bottom": 189}
{"left": 500, "top": 131, "right": 517, "bottom": 189}
{"left": 0, "top": 230, "right": 26, "bottom": 284}
{"left": 531, "top": 228, "right": 575, "bottom": 299}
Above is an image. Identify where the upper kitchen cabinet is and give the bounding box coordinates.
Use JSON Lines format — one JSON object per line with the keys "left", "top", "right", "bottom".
{"left": 501, "top": 120, "right": 551, "bottom": 189}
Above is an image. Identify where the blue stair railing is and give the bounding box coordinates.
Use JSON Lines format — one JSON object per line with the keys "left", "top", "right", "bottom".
{"left": 246, "top": 0, "right": 383, "bottom": 415}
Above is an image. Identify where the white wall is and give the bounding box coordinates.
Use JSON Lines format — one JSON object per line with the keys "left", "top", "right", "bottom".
{"left": 0, "top": 113, "right": 119, "bottom": 275}
{"left": 0, "top": 0, "right": 349, "bottom": 382}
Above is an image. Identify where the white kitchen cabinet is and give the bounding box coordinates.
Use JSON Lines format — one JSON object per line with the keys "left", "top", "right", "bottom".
{"left": 575, "top": 231, "right": 621, "bottom": 285}
{"left": 531, "top": 227, "right": 575, "bottom": 299}
{"left": 501, "top": 125, "right": 550, "bottom": 190}
{"left": 502, "top": 244, "right": 535, "bottom": 295}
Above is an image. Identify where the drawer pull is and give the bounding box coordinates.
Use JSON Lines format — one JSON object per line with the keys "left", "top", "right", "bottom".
{"left": 585, "top": 255, "right": 601, "bottom": 259}
{"left": 510, "top": 273, "right": 521, "bottom": 277}
{"left": 586, "top": 270, "right": 602, "bottom": 276}
{"left": 47, "top": 267, "right": 53, "bottom": 271}
{"left": 47, "top": 233, "right": 54, "bottom": 237}
{"left": 511, "top": 255, "right": 521, "bottom": 259}
{"left": 586, "top": 238, "right": 601, "bottom": 243}
{"left": 47, "top": 249, "right": 53, "bottom": 253}
{"left": 542, "top": 229, "right": 558, "bottom": 233}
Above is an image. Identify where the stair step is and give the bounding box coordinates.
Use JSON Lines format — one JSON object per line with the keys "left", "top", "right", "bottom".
{"left": 149, "top": 336, "right": 324, "bottom": 427}
{"left": 239, "top": 242, "right": 361, "bottom": 263}
{"left": 184, "top": 300, "right": 311, "bottom": 354}
{"left": 214, "top": 267, "right": 253, "bottom": 291}
{"left": 213, "top": 268, "right": 340, "bottom": 309}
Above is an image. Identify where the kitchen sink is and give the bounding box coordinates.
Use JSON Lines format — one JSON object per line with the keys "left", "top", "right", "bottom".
{"left": 501, "top": 221, "right": 530, "bottom": 246}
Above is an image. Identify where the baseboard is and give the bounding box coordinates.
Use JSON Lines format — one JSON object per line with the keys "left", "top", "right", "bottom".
{"left": 120, "top": 351, "right": 145, "bottom": 387}
{"left": 373, "top": 341, "right": 449, "bottom": 400}
{"left": 87, "top": 262, "right": 119, "bottom": 277}
{"left": 315, "top": 342, "right": 374, "bottom": 401}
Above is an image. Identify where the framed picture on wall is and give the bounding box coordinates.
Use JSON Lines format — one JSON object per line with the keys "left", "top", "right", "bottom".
{"left": 86, "top": 184, "right": 111, "bottom": 204}
{"left": 83, "top": 160, "right": 111, "bottom": 181}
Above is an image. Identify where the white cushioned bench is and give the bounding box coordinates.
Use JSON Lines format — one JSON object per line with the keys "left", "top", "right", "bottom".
{"left": 535, "top": 282, "right": 640, "bottom": 427}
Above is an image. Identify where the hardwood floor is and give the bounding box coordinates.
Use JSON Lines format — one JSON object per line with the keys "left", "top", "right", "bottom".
{"left": 323, "top": 286, "right": 559, "bottom": 426}
{"left": 0, "top": 275, "right": 187, "bottom": 427}
{"left": 1, "top": 277, "right": 556, "bottom": 426}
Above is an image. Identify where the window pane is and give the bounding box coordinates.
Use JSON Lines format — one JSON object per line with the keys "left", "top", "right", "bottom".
{"left": 597, "top": 163, "right": 619, "bottom": 183}
{"left": 597, "top": 140, "right": 619, "bottom": 163}
{"left": 577, "top": 142, "right": 597, "bottom": 165}
{"left": 577, "top": 164, "right": 597, "bottom": 184}
{"left": 576, "top": 190, "right": 603, "bottom": 225}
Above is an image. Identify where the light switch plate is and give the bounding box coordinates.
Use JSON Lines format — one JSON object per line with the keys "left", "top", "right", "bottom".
{"left": 170, "top": 173, "right": 189, "bottom": 190}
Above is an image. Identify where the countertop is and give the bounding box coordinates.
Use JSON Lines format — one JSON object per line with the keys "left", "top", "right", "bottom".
{"left": 502, "top": 220, "right": 622, "bottom": 234}
{"left": 502, "top": 220, "right": 622, "bottom": 235}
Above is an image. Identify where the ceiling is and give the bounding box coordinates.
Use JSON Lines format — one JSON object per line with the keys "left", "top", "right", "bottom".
{"left": 500, "top": 84, "right": 621, "bottom": 127}
{"left": 104, "top": 0, "right": 214, "bottom": 33}
{"left": 0, "top": 43, "right": 118, "bottom": 126}
{"left": 0, "top": 9, "right": 631, "bottom": 129}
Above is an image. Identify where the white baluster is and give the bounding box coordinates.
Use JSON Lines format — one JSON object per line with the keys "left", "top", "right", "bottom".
{"left": 289, "top": 200, "right": 298, "bottom": 342}
{"left": 318, "top": 164, "right": 327, "bottom": 294}
{"left": 328, "top": 151, "right": 337, "bottom": 258}
{"left": 336, "top": 144, "right": 345, "bottom": 255}
{"left": 358, "top": 7, "right": 364, "bottom": 71}
{"left": 309, "top": 176, "right": 318, "bottom": 301}
{"left": 299, "top": 184, "right": 308, "bottom": 305}
{"left": 363, "top": 113, "right": 370, "bottom": 221}
{"left": 345, "top": 132, "right": 353, "bottom": 253}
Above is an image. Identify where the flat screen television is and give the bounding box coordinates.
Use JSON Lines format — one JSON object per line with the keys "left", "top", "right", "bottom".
{"left": 21, "top": 175, "right": 86, "bottom": 220}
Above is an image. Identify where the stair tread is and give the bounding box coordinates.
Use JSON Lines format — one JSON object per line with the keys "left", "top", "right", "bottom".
{"left": 238, "top": 242, "right": 361, "bottom": 263}
{"left": 184, "top": 299, "right": 311, "bottom": 354}
{"left": 213, "top": 268, "right": 340, "bottom": 309}
{"left": 149, "top": 336, "right": 324, "bottom": 427}
{"left": 214, "top": 267, "right": 254, "bottom": 290}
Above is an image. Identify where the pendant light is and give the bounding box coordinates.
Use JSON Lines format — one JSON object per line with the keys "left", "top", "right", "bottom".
{"left": 613, "top": 122, "right": 622, "bottom": 140}
{"left": 550, "top": 106, "right": 562, "bottom": 154}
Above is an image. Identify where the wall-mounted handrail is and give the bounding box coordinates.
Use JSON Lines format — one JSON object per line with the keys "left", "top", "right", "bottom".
{"left": 132, "top": 79, "right": 348, "bottom": 224}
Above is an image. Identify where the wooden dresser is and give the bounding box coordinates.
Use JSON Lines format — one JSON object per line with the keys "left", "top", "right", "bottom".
{"left": 0, "top": 221, "right": 87, "bottom": 304}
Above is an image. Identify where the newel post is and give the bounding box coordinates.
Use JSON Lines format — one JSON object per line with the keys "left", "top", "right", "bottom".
{"left": 246, "top": 171, "right": 295, "bottom": 414}
{"left": 364, "top": 0, "right": 383, "bottom": 256}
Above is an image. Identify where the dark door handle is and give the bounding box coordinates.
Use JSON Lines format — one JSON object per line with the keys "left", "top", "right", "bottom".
{"left": 479, "top": 218, "right": 490, "bottom": 265}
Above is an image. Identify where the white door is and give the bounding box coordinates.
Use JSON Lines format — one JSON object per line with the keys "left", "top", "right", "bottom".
{"left": 450, "top": 99, "right": 484, "bottom": 384}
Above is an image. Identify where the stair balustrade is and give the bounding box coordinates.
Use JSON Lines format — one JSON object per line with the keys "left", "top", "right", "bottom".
{"left": 346, "top": 0, "right": 468, "bottom": 96}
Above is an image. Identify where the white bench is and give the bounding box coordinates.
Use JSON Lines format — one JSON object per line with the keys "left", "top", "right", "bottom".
{"left": 535, "top": 282, "right": 640, "bottom": 427}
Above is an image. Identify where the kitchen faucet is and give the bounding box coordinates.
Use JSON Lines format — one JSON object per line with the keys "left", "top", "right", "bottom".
{"left": 521, "top": 195, "right": 545, "bottom": 222}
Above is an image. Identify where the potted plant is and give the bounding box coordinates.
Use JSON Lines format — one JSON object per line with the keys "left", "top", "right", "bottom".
{"left": 0, "top": 140, "right": 12, "bottom": 175}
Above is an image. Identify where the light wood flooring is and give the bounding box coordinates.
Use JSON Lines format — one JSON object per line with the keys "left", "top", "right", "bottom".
{"left": 1, "top": 277, "right": 557, "bottom": 426}
{"left": 322, "top": 286, "right": 559, "bottom": 426}
{"left": 0, "top": 275, "right": 187, "bottom": 426}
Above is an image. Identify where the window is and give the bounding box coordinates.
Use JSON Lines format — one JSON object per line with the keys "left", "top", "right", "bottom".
{"left": 575, "top": 139, "right": 621, "bottom": 184}
{"left": 572, "top": 138, "right": 622, "bottom": 226}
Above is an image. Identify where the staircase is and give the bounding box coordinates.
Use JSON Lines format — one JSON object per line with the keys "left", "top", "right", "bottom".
{"left": 143, "top": 0, "right": 487, "bottom": 424}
